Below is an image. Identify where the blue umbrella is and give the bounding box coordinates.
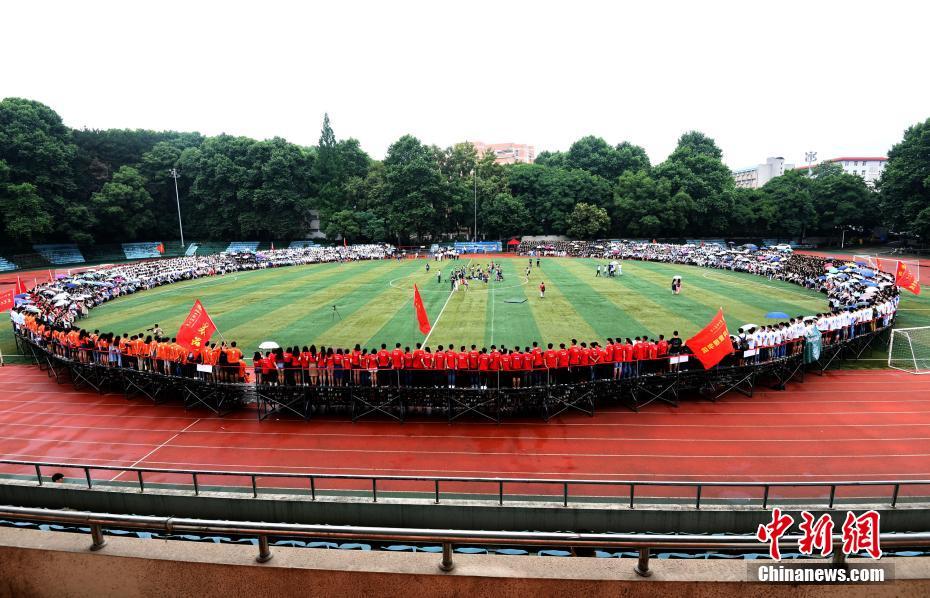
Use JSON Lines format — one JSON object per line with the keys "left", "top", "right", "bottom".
{"left": 828, "top": 267, "right": 838, "bottom": 273}
{"left": 863, "top": 280, "right": 878, "bottom": 287}
{"left": 857, "top": 268, "right": 875, "bottom": 277}
{"left": 765, "top": 311, "right": 789, "bottom": 319}
{"left": 743, "top": 243, "right": 758, "bottom": 250}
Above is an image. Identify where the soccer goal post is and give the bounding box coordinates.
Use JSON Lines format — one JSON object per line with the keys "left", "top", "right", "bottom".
{"left": 853, "top": 254, "right": 921, "bottom": 282}
{"left": 888, "top": 327, "right": 930, "bottom": 374}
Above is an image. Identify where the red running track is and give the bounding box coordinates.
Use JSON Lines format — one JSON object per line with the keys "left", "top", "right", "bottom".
{"left": 1, "top": 365, "right": 929, "bottom": 503}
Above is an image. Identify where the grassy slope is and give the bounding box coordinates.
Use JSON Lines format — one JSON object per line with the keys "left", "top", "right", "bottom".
{"left": 2, "top": 256, "right": 928, "bottom": 364}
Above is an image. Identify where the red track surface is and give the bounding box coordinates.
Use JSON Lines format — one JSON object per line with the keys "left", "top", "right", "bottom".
{"left": 2, "top": 365, "right": 930, "bottom": 502}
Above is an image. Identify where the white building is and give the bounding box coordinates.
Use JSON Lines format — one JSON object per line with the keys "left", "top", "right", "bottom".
{"left": 793, "top": 156, "right": 887, "bottom": 187}
{"left": 829, "top": 157, "right": 886, "bottom": 186}
{"left": 732, "top": 156, "right": 794, "bottom": 189}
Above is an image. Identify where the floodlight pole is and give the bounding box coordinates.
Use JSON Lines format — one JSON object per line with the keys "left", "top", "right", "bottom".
{"left": 805, "top": 151, "right": 817, "bottom": 178}
{"left": 169, "top": 168, "right": 185, "bottom": 250}
{"left": 473, "top": 164, "right": 478, "bottom": 242}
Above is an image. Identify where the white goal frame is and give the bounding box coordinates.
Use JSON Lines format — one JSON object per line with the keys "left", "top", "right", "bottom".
{"left": 853, "top": 254, "right": 921, "bottom": 282}
{"left": 888, "top": 326, "right": 930, "bottom": 374}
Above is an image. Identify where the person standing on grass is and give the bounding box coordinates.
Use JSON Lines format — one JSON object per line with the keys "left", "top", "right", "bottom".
{"left": 596, "top": 264, "right": 601, "bottom": 277}
{"left": 539, "top": 281, "right": 545, "bottom": 299}
{"left": 437, "top": 269, "right": 441, "bottom": 284}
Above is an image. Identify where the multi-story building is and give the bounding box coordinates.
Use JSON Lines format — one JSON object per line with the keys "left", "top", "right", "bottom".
{"left": 828, "top": 157, "right": 887, "bottom": 186}
{"left": 470, "top": 141, "right": 535, "bottom": 165}
{"left": 732, "top": 156, "right": 794, "bottom": 189}
{"left": 794, "top": 156, "right": 887, "bottom": 187}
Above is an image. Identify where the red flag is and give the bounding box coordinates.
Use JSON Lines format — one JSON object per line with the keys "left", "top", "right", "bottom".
{"left": 270, "top": 241, "right": 275, "bottom": 251}
{"left": 413, "top": 284, "right": 431, "bottom": 335}
{"left": 156, "top": 243, "right": 165, "bottom": 254}
{"left": 15, "top": 276, "right": 27, "bottom": 294}
{"left": 343, "top": 237, "right": 348, "bottom": 248}
{"left": 895, "top": 261, "right": 921, "bottom": 295}
{"left": 0, "top": 289, "right": 13, "bottom": 313}
{"left": 685, "top": 309, "right": 734, "bottom": 369}
{"left": 176, "top": 300, "right": 218, "bottom": 351}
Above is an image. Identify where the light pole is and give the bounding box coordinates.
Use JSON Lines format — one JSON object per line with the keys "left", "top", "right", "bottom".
{"left": 805, "top": 151, "right": 817, "bottom": 178}
{"left": 169, "top": 168, "right": 185, "bottom": 250}
{"left": 473, "top": 163, "right": 478, "bottom": 242}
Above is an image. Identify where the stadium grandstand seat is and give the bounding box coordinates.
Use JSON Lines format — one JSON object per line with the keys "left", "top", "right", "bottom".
{"left": 185, "top": 243, "right": 199, "bottom": 256}
{"left": 454, "top": 547, "right": 489, "bottom": 555}
{"left": 225, "top": 241, "right": 259, "bottom": 253}
{"left": 538, "top": 550, "right": 572, "bottom": 557}
{"left": 122, "top": 242, "right": 162, "bottom": 259}
{"left": 416, "top": 546, "right": 443, "bottom": 553}
{"left": 687, "top": 238, "right": 727, "bottom": 247}
{"left": 0, "top": 257, "right": 16, "bottom": 272}
{"left": 288, "top": 240, "right": 321, "bottom": 249}
{"left": 32, "top": 244, "right": 85, "bottom": 264}
{"left": 494, "top": 548, "right": 529, "bottom": 556}
{"left": 306, "top": 541, "right": 339, "bottom": 549}
{"left": 383, "top": 545, "right": 417, "bottom": 552}
{"left": 338, "top": 543, "right": 372, "bottom": 550}
{"left": 272, "top": 540, "right": 306, "bottom": 547}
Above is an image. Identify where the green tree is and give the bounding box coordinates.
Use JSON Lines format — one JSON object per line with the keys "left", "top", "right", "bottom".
{"left": 382, "top": 135, "right": 447, "bottom": 242}
{"left": 0, "top": 160, "right": 53, "bottom": 244}
{"left": 507, "top": 164, "right": 612, "bottom": 234}
{"left": 0, "top": 98, "right": 86, "bottom": 242}
{"left": 879, "top": 117, "right": 930, "bottom": 239}
{"left": 90, "top": 166, "right": 155, "bottom": 239}
{"left": 566, "top": 202, "right": 610, "bottom": 239}
{"left": 758, "top": 170, "right": 817, "bottom": 237}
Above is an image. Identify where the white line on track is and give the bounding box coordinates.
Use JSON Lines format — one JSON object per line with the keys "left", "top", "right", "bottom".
{"left": 109, "top": 418, "right": 200, "bottom": 481}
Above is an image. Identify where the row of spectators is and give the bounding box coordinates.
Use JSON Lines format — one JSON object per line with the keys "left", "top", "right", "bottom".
{"left": 11, "top": 242, "right": 899, "bottom": 387}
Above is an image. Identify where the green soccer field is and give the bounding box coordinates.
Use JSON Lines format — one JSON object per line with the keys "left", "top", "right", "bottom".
{"left": 4, "top": 256, "right": 930, "bottom": 362}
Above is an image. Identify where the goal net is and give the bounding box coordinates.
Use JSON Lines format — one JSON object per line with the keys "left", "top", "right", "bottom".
{"left": 853, "top": 254, "right": 921, "bottom": 282}
{"left": 888, "top": 327, "right": 930, "bottom": 374}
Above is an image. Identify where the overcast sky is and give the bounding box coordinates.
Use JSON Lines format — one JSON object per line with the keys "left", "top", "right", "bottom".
{"left": 3, "top": 1, "right": 927, "bottom": 169}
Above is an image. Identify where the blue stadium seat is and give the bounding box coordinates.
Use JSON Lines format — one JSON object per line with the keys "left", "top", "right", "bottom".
{"left": 383, "top": 545, "right": 417, "bottom": 552}
{"left": 122, "top": 242, "right": 162, "bottom": 259}
{"left": 538, "top": 550, "right": 572, "bottom": 557}
{"left": 454, "top": 547, "right": 488, "bottom": 555}
{"left": 417, "top": 546, "right": 443, "bottom": 553}
{"left": 307, "top": 542, "right": 338, "bottom": 549}
{"left": 494, "top": 548, "right": 529, "bottom": 556}
{"left": 657, "top": 552, "right": 700, "bottom": 559}
{"left": 339, "top": 543, "right": 371, "bottom": 551}
{"left": 225, "top": 241, "right": 259, "bottom": 253}
{"left": 272, "top": 540, "right": 306, "bottom": 547}
{"left": 0, "top": 257, "right": 17, "bottom": 272}
{"left": 33, "top": 244, "right": 85, "bottom": 264}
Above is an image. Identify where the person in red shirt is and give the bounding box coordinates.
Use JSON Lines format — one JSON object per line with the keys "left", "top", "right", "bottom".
{"left": 388, "top": 343, "right": 403, "bottom": 385}
{"left": 402, "top": 347, "right": 414, "bottom": 386}
{"left": 510, "top": 349, "right": 523, "bottom": 388}
{"left": 568, "top": 339, "right": 581, "bottom": 383}
{"left": 500, "top": 349, "right": 512, "bottom": 387}
{"left": 377, "top": 343, "right": 390, "bottom": 370}
{"left": 587, "top": 342, "right": 600, "bottom": 381}
{"left": 631, "top": 337, "right": 644, "bottom": 377}
{"left": 412, "top": 342, "right": 425, "bottom": 374}
{"left": 468, "top": 345, "right": 480, "bottom": 388}
{"left": 556, "top": 342, "right": 570, "bottom": 384}
{"left": 478, "top": 348, "right": 490, "bottom": 388}
{"left": 367, "top": 349, "right": 380, "bottom": 386}
{"left": 455, "top": 346, "right": 469, "bottom": 388}
{"left": 350, "top": 345, "right": 362, "bottom": 386}
{"left": 431, "top": 345, "right": 445, "bottom": 386}
{"left": 531, "top": 342, "right": 544, "bottom": 386}
{"left": 543, "top": 343, "right": 558, "bottom": 385}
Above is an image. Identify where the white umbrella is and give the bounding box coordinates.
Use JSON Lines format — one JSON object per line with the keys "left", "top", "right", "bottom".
{"left": 739, "top": 324, "right": 758, "bottom": 332}
{"left": 54, "top": 299, "right": 70, "bottom": 307}
{"left": 52, "top": 293, "right": 70, "bottom": 300}
{"left": 23, "top": 305, "right": 40, "bottom": 313}
{"left": 258, "top": 341, "right": 280, "bottom": 350}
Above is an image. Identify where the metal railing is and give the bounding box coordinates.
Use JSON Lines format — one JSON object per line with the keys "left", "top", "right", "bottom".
{"left": 3, "top": 459, "right": 930, "bottom": 510}
{"left": 2, "top": 505, "right": 930, "bottom": 575}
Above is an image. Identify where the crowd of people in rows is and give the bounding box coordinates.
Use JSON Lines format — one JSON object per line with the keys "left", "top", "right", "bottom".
{"left": 10, "top": 241, "right": 900, "bottom": 388}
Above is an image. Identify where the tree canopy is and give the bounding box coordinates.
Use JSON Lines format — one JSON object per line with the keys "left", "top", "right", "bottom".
{"left": 0, "top": 97, "right": 921, "bottom": 247}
